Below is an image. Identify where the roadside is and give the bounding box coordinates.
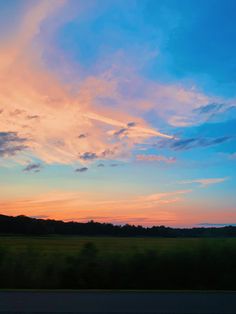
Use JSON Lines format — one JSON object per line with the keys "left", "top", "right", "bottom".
{"left": 0, "top": 291, "right": 236, "bottom": 313}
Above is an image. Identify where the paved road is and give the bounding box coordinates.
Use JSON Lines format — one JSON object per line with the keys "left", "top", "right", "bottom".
{"left": 0, "top": 291, "right": 236, "bottom": 314}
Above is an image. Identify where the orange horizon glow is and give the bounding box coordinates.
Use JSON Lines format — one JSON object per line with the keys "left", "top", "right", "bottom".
{"left": 1, "top": 189, "right": 235, "bottom": 227}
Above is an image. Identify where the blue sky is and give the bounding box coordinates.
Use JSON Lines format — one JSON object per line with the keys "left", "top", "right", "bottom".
{"left": 0, "top": 0, "right": 235, "bottom": 226}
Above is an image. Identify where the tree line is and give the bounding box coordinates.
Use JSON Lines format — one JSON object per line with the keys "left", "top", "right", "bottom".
{"left": 0, "top": 214, "right": 236, "bottom": 237}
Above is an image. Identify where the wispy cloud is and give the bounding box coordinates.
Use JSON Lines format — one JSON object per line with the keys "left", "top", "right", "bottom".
{"left": 137, "top": 190, "right": 191, "bottom": 205}
{"left": 136, "top": 154, "right": 176, "bottom": 163}
{"left": 0, "top": 1, "right": 174, "bottom": 166}
{"left": 23, "top": 163, "right": 42, "bottom": 173}
{"left": 0, "top": 188, "right": 191, "bottom": 225}
{"left": 78, "top": 134, "right": 87, "bottom": 139}
{"left": 97, "top": 163, "right": 105, "bottom": 167}
{"left": 30, "top": 215, "right": 49, "bottom": 219}
{"left": 0, "top": 132, "right": 27, "bottom": 157}
{"left": 193, "top": 103, "right": 224, "bottom": 115}
{"left": 198, "top": 222, "right": 236, "bottom": 227}
{"left": 79, "top": 152, "right": 98, "bottom": 161}
{"left": 127, "top": 122, "right": 136, "bottom": 127}
{"left": 75, "top": 167, "right": 88, "bottom": 173}
{"left": 1, "top": 0, "right": 235, "bottom": 169}
{"left": 179, "top": 177, "right": 228, "bottom": 187}
{"left": 160, "top": 136, "right": 232, "bottom": 151}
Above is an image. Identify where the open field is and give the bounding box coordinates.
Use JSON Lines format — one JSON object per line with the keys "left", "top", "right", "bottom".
{"left": 0, "top": 236, "right": 236, "bottom": 290}
{"left": 1, "top": 235, "right": 236, "bottom": 254}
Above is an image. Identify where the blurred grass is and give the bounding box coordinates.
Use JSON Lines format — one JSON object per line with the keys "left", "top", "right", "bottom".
{"left": 1, "top": 235, "right": 236, "bottom": 254}
{"left": 0, "top": 236, "right": 236, "bottom": 290}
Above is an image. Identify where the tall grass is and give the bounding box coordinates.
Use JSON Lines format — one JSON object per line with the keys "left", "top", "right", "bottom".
{"left": 0, "top": 238, "right": 236, "bottom": 289}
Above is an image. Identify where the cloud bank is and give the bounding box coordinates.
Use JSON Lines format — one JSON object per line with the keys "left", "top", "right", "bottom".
{"left": 0, "top": 0, "right": 175, "bottom": 166}
{"left": 1, "top": 1, "right": 233, "bottom": 167}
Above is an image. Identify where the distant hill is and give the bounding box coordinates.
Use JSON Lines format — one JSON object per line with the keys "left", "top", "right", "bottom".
{"left": 0, "top": 214, "right": 236, "bottom": 237}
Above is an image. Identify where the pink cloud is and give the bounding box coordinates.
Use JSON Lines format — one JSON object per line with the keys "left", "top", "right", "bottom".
{"left": 3, "top": 187, "right": 235, "bottom": 227}
{"left": 1, "top": 0, "right": 231, "bottom": 168}
{"left": 0, "top": 1, "right": 174, "bottom": 166}
{"left": 136, "top": 154, "right": 176, "bottom": 163}
{"left": 179, "top": 177, "right": 229, "bottom": 187}
{"left": 0, "top": 188, "right": 191, "bottom": 222}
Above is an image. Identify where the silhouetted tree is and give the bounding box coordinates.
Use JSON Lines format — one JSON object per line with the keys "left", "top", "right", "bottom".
{"left": 0, "top": 214, "right": 236, "bottom": 237}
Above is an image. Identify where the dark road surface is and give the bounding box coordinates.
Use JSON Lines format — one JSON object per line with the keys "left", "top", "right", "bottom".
{"left": 0, "top": 291, "right": 236, "bottom": 314}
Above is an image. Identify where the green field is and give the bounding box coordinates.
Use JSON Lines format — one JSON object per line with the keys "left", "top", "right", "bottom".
{"left": 1, "top": 235, "right": 236, "bottom": 254}
{"left": 0, "top": 236, "right": 236, "bottom": 290}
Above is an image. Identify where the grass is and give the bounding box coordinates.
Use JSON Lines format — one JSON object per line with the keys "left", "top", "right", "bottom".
{"left": 0, "top": 236, "right": 236, "bottom": 290}
{"left": 1, "top": 235, "right": 236, "bottom": 254}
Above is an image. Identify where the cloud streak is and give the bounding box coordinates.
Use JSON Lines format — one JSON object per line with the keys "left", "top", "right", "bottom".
{"left": 0, "top": 132, "right": 27, "bottom": 157}
{"left": 193, "top": 103, "right": 224, "bottom": 115}
{"left": 179, "top": 177, "right": 228, "bottom": 187}
{"left": 23, "top": 163, "right": 42, "bottom": 173}
{"left": 160, "top": 136, "right": 232, "bottom": 151}
{"left": 75, "top": 167, "right": 88, "bottom": 173}
{"left": 136, "top": 154, "right": 176, "bottom": 163}
{"left": 0, "top": 188, "right": 191, "bottom": 223}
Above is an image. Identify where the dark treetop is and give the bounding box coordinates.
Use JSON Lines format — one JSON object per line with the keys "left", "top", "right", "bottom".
{"left": 0, "top": 214, "right": 236, "bottom": 237}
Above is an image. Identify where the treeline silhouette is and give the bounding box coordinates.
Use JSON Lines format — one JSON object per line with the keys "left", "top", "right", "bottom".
{"left": 1, "top": 214, "right": 236, "bottom": 237}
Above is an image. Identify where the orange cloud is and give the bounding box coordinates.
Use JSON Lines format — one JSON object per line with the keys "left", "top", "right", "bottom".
{"left": 1, "top": 1, "right": 232, "bottom": 169}
{"left": 2, "top": 187, "right": 235, "bottom": 227}
{"left": 0, "top": 188, "right": 190, "bottom": 225}
{"left": 0, "top": 1, "right": 174, "bottom": 166}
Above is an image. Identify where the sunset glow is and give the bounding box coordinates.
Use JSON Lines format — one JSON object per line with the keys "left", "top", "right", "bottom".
{"left": 0, "top": 0, "right": 236, "bottom": 227}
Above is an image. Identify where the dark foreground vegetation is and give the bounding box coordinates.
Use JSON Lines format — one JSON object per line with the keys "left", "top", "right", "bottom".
{"left": 0, "top": 235, "right": 236, "bottom": 290}
{"left": 1, "top": 214, "right": 236, "bottom": 290}
{"left": 1, "top": 214, "right": 236, "bottom": 237}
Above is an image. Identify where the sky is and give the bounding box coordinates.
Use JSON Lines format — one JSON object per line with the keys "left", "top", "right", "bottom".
{"left": 0, "top": 0, "right": 236, "bottom": 227}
